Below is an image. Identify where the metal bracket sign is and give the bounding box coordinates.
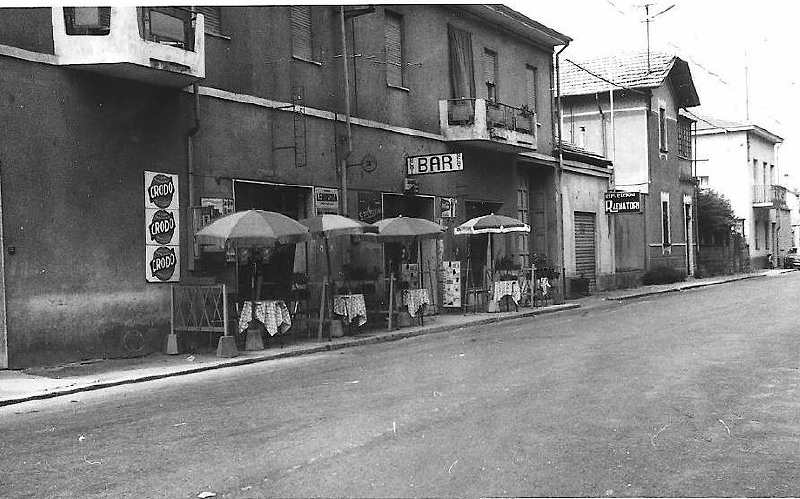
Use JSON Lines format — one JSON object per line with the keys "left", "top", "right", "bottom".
{"left": 406, "top": 152, "right": 463, "bottom": 175}
{"left": 605, "top": 191, "right": 642, "bottom": 213}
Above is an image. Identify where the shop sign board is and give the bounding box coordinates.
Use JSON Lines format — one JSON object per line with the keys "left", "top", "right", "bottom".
{"left": 406, "top": 152, "right": 463, "bottom": 175}
{"left": 605, "top": 191, "right": 642, "bottom": 214}
{"left": 314, "top": 187, "right": 339, "bottom": 215}
{"left": 144, "top": 171, "right": 180, "bottom": 282}
{"left": 358, "top": 191, "right": 382, "bottom": 223}
{"left": 440, "top": 197, "right": 456, "bottom": 218}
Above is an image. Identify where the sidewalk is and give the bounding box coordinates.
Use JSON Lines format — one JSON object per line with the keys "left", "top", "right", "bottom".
{"left": 1, "top": 269, "right": 791, "bottom": 407}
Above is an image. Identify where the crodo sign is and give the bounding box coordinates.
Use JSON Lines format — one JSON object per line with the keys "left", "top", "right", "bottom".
{"left": 605, "top": 191, "right": 642, "bottom": 213}
{"left": 148, "top": 209, "right": 177, "bottom": 245}
{"left": 144, "top": 171, "right": 178, "bottom": 210}
{"left": 146, "top": 245, "right": 179, "bottom": 282}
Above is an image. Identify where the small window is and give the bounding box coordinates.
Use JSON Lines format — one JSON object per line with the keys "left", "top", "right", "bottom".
{"left": 291, "top": 6, "right": 314, "bottom": 61}
{"left": 661, "top": 191, "right": 671, "bottom": 246}
{"left": 677, "top": 118, "right": 692, "bottom": 158}
{"left": 484, "top": 49, "right": 498, "bottom": 102}
{"left": 659, "top": 107, "right": 668, "bottom": 152}
{"left": 139, "top": 7, "right": 193, "bottom": 49}
{"left": 196, "top": 6, "right": 223, "bottom": 36}
{"left": 64, "top": 7, "right": 111, "bottom": 36}
{"left": 385, "top": 11, "right": 404, "bottom": 88}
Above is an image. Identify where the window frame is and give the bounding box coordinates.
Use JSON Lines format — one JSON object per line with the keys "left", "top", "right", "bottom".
{"left": 661, "top": 191, "right": 671, "bottom": 247}
{"left": 658, "top": 106, "right": 668, "bottom": 152}
{"left": 677, "top": 118, "right": 692, "bottom": 159}
{"left": 484, "top": 48, "right": 498, "bottom": 103}
{"left": 525, "top": 64, "right": 538, "bottom": 114}
{"left": 384, "top": 10, "right": 406, "bottom": 89}
{"left": 196, "top": 6, "right": 224, "bottom": 37}
{"left": 290, "top": 5, "right": 317, "bottom": 64}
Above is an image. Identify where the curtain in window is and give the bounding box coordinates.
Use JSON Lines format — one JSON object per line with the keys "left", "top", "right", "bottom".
{"left": 448, "top": 25, "right": 475, "bottom": 100}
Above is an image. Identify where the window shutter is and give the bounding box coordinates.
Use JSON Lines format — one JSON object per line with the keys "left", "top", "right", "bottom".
{"left": 196, "top": 6, "right": 222, "bottom": 35}
{"left": 291, "top": 6, "right": 313, "bottom": 60}
{"left": 526, "top": 65, "right": 537, "bottom": 112}
{"left": 385, "top": 13, "right": 403, "bottom": 87}
{"left": 484, "top": 50, "right": 496, "bottom": 85}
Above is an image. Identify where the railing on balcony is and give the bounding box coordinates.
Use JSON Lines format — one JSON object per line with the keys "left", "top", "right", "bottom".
{"left": 446, "top": 99, "right": 536, "bottom": 134}
{"left": 752, "top": 184, "right": 787, "bottom": 207}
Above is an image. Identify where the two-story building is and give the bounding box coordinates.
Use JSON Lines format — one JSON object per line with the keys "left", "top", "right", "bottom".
{"left": 693, "top": 116, "right": 788, "bottom": 268}
{"left": 559, "top": 51, "right": 700, "bottom": 286}
{"left": 0, "top": 5, "right": 593, "bottom": 368}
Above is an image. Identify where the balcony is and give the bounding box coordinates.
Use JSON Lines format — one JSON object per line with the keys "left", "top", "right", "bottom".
{"left": 752, "top": 184, "right": 788, "bottom": 208}
{"left": 439, "top": 99, "right": 538, "bottom": 152}
{"left": 52, "top": 7, "right": 205, "bottom": 87}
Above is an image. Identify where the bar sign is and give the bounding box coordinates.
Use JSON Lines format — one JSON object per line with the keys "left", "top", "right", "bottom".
{"left": 406, "top": 153, "right": 463, "bottom": 175}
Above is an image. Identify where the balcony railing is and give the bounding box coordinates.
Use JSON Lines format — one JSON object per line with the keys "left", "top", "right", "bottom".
{"left": 440, "top": 98, "right": 538, "bottom": 151}
{"left": 752, "top": 184, "right": 787, "bottom": 207}
{"left": 52, "top": 7, "right": 205, "bottom": 87}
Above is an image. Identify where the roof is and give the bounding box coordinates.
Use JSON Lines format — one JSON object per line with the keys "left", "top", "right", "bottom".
{"left": 692, "top": 113, "right": 783, "bottom": 144}
{"left": 560, "top": 51, "right": 700, "bottom": 108}
{"left": 559, "top": 142, "right": 613, "bottom": 167}
{"left": 459, "top": 5, "right": 572, "bottom": 48}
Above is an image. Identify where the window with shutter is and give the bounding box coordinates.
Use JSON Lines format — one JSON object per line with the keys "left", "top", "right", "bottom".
{"left": 196, "top": 6, "right": 222, "bottom": 36}
{"left": 291, "top": 6, "right": 313, "bottom": 61}
{"left": 484, "top": 49, "right": 497, "bottom": 102}
{"left": 525, "top": 65, "right": 537, "bottom": 113}
{"left": 385, "top": 12, "right": 404, "bottom": 87}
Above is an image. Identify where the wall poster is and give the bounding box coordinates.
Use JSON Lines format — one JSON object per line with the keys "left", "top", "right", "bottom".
{"left": 144, "top": 171, "right": 180, "bottom": 282}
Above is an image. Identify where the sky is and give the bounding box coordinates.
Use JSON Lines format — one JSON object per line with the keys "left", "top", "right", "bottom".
{"left": 505, "top": 0, "right": 799, "bottom": 187}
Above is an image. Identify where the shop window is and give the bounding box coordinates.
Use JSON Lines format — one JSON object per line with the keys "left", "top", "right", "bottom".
{"left": 385, "top": 11, "right": 405, "bottom": 88}
{"left": 63, "top": 7, "right": 111, "bottom": 35}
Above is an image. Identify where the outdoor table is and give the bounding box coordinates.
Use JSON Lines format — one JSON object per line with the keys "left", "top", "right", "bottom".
{"left": 333, "top": 294, "right": 367, "bottom": 327}
{"left": 492, "top": 280, "right": 521, "bottom": 311}
{"left": 402, "top": 288, "right": 430, "bottom": 318}
{"left": 238, "top": 300, "right": 292, "bottom": 337}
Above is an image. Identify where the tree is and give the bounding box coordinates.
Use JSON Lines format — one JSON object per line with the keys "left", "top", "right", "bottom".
{"left": 696, "top": 188, "right": 737, "bottom": 245}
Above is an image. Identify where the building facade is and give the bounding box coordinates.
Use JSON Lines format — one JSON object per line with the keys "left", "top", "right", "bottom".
{"left": 0, "top": 6, "right": 591, "bottom": 368}
{"left": 559, "top": 52, "right": 700, "bottom": 286}
{"left": 693, "top": 117, "right": 789, "bottom": 268}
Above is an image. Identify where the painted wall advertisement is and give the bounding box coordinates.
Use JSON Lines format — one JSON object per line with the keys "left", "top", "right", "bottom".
{"left": 144, "top": 171, "right": 180, "bottom": 282}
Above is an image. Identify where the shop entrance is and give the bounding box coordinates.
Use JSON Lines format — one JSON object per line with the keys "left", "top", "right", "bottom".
{"left": 233, "top": 180, "right": 312, "bottom": 300}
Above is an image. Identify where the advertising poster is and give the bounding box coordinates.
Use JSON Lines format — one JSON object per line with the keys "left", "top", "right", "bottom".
{"left": 358, "top": 191, "right": 382, "bottom": 223}
{"left": 314, "top": 187, "right": 340, "bottom": 215}
{"left": 440, "top": 197, "right": 456, "bottom": 218}
{"left": 144, "top": 171, "right": 180, "bottom": 283}
{"left": 441, "top": 260, "right": 461, "bottom": 307}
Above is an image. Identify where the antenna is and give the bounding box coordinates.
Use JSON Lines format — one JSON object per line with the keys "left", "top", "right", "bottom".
{"left": 638, "top": 3, "right": 676, "bottom": 72}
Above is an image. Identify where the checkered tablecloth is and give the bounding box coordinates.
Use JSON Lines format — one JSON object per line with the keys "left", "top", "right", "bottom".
{"left": 238, "top": 300, "right": 292, "bottom": 336}
{"left": 402, "top": 288, "right": 430, "bottom": 317}
{"left": 333, "top": 294, "right": 367, "bottom": 326}
{"left": 493, "top": 280, "right": 521, "bottom": 304}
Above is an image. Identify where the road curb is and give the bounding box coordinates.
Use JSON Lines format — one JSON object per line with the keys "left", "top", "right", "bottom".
{"left": 609, "top": 273, "right": 767, "bottom": 301}
{"left": 0, "top": 303, "right": 579, "bottom": 407}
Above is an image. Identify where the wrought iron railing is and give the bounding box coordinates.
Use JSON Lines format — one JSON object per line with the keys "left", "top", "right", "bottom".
{"left": 445, "top": 99, "right": 536, "bottom": 134}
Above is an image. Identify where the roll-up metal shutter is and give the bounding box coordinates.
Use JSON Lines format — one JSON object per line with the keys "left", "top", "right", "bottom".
{"left": 574, "top": 212, "right": 597, "bottom": 292}
{"left": 290, "top": 6, "right": 313, "bottom": 60}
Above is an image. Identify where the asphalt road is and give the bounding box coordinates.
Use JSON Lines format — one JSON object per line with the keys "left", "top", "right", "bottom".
{"left": 1, "top": 273, "right": 799, "bottom": 498}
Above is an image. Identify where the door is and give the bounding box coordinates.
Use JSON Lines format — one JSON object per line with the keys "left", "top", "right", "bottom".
{"left": 574, "top": 212, "right": 597, "bottom": 292}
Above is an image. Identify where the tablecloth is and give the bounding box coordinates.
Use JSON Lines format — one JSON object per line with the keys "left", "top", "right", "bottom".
{"left": 402, "top": 288, "right": 430, "bottom": 317}
{"left": 333, "top": 294, "right": 367, "bottom": 326}
{"left": 493, "top": 280, "right": 521, "bottom": 304}
{"left": 238, "top": 300, "right": 292, "bottom": 336}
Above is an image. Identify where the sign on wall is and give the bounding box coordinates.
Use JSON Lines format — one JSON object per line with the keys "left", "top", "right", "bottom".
{"left": 406, "top": 153, "right": 463, "bottom": 175}
{"left": 358, "top": 191, "right": 382, "bottom": 223}
{"left": 605, "top": 191, "right": 642, "bottom": 214}
{"left": 144, "top": 171, "right": 180, "bottom": 282}
{"left": 440, "top": 260, "right": 462, "bottom": 308}
{"left": 440, "top": 197, "right": 456, "bottom": 218}
{"left": 314, "top": 187, "right": 340, "bottom": 215}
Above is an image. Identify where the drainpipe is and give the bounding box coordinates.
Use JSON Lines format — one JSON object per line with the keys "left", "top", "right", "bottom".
{"left": 187, "top": 83, "right": 200, "bottom": 270}
{"left": 555, "top": 41, "right": 569, "bottom": 297}
{"left": 0, "top": 162, "right": 7, "bottom": 369}
{"left": 339, "top": 6, "right": 353, "bottom": 216}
